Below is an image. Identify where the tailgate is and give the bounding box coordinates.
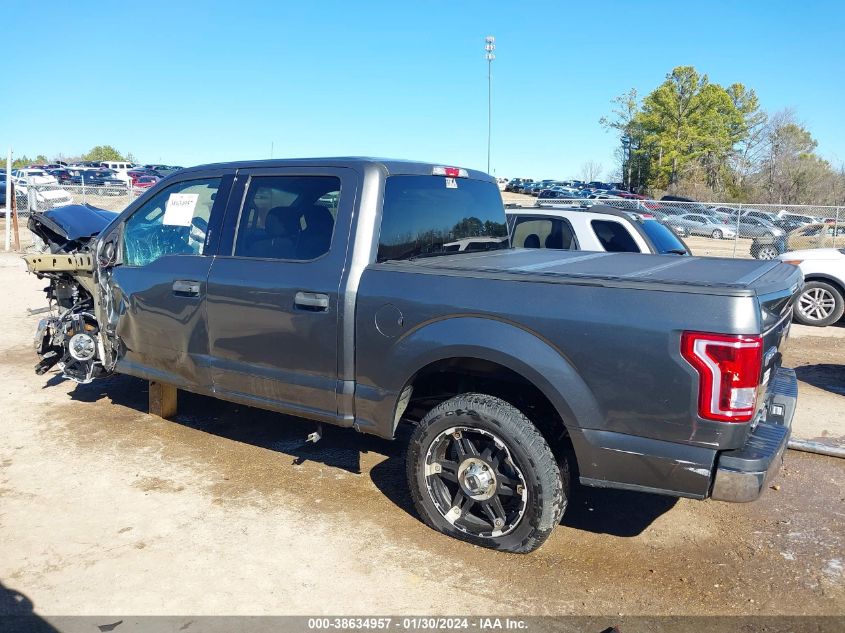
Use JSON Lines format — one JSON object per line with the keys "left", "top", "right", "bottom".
{"left": 751, "top": 262, "right": 803, "bottom": 406}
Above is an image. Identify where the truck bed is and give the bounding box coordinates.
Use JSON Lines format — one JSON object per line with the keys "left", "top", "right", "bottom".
{"left": 386, "top": 249, "right": 801, "bottom": 298}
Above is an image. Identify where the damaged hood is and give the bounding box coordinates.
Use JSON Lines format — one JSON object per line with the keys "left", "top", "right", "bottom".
{"left": 29, "top": 204, "right": 118, "bottom": 253}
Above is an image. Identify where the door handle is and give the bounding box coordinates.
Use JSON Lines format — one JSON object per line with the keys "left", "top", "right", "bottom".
{"left": 295, "top": 291, "right": 329, "bottom": 311}
{"left": 172, "top": 280, "right": 201, "bottom": 297}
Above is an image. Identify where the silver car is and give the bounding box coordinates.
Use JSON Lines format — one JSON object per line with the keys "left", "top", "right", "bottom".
{"left": 677, "top": 213, "right": 737, "bottom": 239}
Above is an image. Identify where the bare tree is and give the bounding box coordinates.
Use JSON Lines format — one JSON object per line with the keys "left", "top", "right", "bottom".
{"left": 580, "top": 160, "right": 604, "bottom": 183}
{"left": 600, "top": 88, "right": 639, "bottom": 187}
{"left": 758, "top": 109, "right": 818, "bottom": 204}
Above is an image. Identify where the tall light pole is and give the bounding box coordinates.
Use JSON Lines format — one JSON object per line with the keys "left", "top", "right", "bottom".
{"left": 484, "top": 36, "right": 495, "bottom": 175}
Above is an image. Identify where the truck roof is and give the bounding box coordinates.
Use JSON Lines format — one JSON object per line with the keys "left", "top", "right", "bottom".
{"left": 180, "top": 157, "right": 495, "bottom": 182}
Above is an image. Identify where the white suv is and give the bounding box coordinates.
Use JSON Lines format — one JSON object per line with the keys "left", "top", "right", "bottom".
{"left": 99, "top": 161, "right": 136, "bottom": 182}
{"left": 779, "top": 248, "right": 845, "bottom": 326}
{"left": 506, "top": 204, "right": 691, "bottom": 256}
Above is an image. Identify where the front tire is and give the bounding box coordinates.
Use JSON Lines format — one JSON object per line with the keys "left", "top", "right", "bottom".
{"left": 755, "top": 245, "right": 779, "bottom": 260}
{"left": 794, "top": 281, "right": 845, "bottom": 327}
{"left": 406, "top": 393, "right": 568, "bottom": 553}
{"left": 711, "top": 229, "right": 723, "bottom": 239}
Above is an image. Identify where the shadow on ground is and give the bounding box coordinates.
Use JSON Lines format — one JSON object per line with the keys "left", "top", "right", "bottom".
{"left": 59, "top": 373, "right": 675, "bottom": 536}
{"left": 794, "top": 363, "right": 845, "bottom": 396}
{"left": 0, "top": 581, "right": 58, "bottom": 632}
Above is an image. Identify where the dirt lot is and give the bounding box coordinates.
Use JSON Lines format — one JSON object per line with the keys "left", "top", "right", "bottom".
{"left": 0, "top": 249, "right": 843, "bottom": 618}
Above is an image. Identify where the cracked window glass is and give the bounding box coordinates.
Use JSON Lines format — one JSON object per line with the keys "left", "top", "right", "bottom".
{"left": 123, "top": 178, "right": 221, "bottom": 266}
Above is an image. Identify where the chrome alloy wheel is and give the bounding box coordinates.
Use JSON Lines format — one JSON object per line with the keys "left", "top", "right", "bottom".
{"left": 423, "top": 426, "right": 528, "bottom": 538}
{"left": 757, "top": 246, "right": 779, "bottom": 260}
{"left": 798, "top": 287, "right": 837, "bottom": 322}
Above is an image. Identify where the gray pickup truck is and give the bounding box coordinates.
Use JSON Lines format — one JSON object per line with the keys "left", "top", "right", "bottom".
{"left": 26, "top": 158, "right": 800, "bottom": 553}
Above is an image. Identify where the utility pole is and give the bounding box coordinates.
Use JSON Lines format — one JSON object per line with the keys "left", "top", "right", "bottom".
{"left": 484, "top": 36, "right": 496, "bottom": 175}
{"left": 5, "top": 148, "right": 11, "bottom": 252}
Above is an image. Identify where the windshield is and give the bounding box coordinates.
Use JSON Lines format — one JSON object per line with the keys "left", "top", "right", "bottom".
{"left": 377, "top": 175, "right": 508, "bottom": 262}
{"left": 640, "top": 219, "right": 690, "bottom": 255}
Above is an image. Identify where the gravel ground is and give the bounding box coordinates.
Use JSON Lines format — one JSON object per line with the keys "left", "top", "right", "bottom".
{"left": 0, "top": 248, "right": 843, "bottom": 619}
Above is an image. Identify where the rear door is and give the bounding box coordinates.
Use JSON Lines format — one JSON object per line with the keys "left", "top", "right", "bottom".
{"left": 96, "top": 168, "right": 234, "bottom": 388}
{"left": 204, "top": 166, "right": 357, "bottom": 422}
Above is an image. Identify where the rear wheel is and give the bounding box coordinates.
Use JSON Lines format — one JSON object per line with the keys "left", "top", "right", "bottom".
{"left": 711, "top": 229, "right": 723, "bottom": 239}
{"left": 407, "top": 393, "right": 568, "bottom": 553}
{"left": 794, "top": 281, "right": 845, "bottom": 327}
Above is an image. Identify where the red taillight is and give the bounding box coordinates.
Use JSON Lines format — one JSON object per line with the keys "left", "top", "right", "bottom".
{"left": 680, "top": 332, "right": 763, "bottom": 422}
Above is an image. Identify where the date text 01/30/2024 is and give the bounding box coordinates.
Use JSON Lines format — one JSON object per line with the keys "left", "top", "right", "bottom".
{"left": 307, "top": 618, "right": 529, "bottom": 630}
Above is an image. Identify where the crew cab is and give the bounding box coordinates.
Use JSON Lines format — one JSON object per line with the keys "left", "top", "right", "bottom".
{"left": 25, "top": 158, "right": 800, "bottom": 553}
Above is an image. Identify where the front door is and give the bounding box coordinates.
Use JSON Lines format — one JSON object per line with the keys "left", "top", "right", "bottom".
{"left": 205, "top": 167, "right": 356, "bottom": 422}
{"left": 97, "top": 170, "right": 233, "bottom": 388}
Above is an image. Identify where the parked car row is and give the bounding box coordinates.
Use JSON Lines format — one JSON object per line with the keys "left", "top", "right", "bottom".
{"left": 504, "top": 178, "right": 634, "bottom": 200}
{"left": 17, "top": 161, "right": 180, "bottom": 189}
{"left": 5, "top": 161, "right": 177, "bottom": 211}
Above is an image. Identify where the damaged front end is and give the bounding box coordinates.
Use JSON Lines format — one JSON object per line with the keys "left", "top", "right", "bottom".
{"left": 25, "top": 205, "right": 118, "bottom": 384}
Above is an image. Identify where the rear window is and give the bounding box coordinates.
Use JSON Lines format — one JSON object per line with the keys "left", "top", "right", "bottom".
{"left": 590, "top": 220, "right": 640, "bottom": 253}
{"left": 377, "top": 176, "right": 508, "bottom": 262}
{"left": 511, "top": 217, "right": 576, "bottom": 250}
{"left": 640, "top": 220, "right": 690, "bottom": 255}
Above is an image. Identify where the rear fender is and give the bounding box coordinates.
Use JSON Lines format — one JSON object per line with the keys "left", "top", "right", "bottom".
{"left": 355, "top": 316, "right": 603, "bottom": 445}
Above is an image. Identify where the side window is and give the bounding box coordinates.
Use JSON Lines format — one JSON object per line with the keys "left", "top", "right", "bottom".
{"left": 591, "top": 220, "right": 641, "bottom": 253}
{"left": 512, "top": 217, "right": 576, "bottom": 250}
{"left": 233, "top": 175, "right": 340, "bottom": 261}
{"left": 123, "top": 177, "right": 222, "bottom": 267}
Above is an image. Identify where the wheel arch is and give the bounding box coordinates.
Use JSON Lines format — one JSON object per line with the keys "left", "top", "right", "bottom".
{"left": 375, "top": 316, "right": 603, "bottom": 467}
{"left": 802, "top": 274, "right": 845, "bottom": 299}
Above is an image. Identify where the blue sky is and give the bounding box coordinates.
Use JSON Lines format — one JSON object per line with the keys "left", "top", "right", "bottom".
{"left": 2, "top": 0, "right": 843, "bottom": 179}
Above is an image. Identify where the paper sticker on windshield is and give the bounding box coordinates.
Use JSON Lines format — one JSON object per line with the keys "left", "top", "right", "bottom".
{"left": 162, "top": 193, "right": 199, "bottom": 226}
{"left": 445, "top": 177, "right": 457, "bottom": 189}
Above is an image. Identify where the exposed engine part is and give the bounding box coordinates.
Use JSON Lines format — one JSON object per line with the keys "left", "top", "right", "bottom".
{"left": 68, "top": 332, "right": 97, "bottom": 361}
{"left": 34, "top": 306, "right": 109, "bottom": 384}
{"left": 26, "top": 204, "right": 120, "bottom": 383}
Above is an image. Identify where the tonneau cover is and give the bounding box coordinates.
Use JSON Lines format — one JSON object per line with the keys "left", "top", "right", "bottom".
{"left": 388, "top": 249, "right": 803, "bottom": 296}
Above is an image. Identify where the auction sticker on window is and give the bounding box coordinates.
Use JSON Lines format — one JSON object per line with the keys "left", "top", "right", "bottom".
{"left": 162, "top": 193, "right": 199, "bottom": 226}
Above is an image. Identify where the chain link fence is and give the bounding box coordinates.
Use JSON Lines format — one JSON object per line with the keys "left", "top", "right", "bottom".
{"left": 3, "top": 184, "right": 844, "bottom": 260}
{"left": 2, "top": 181, "right": 145, "bottom": 250}
{"left": 526, "top": 195, "right": 845, "bottom": 259}
{"left": 9, "top": 182, "right": 140, "bottom": 216}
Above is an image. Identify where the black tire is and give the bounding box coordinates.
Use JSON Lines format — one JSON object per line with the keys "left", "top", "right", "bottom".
{"left": 406, "top": 393, "right": 568, "bottom": 553}
{"left": 794, "top": 281, "right": 845, "bottom": 327}
{"left": 711, "top": 229, "right": 723, "bottom": 239}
